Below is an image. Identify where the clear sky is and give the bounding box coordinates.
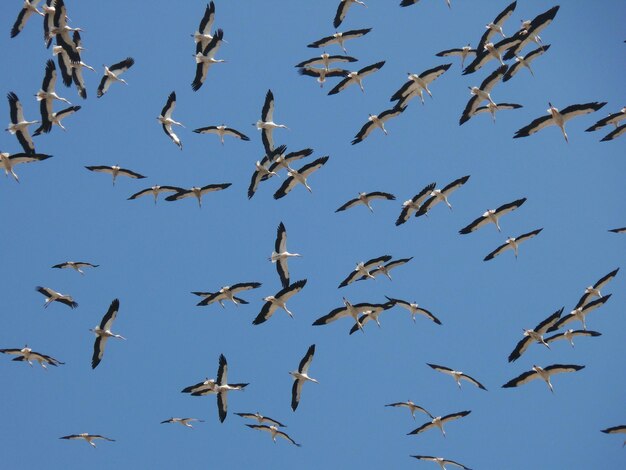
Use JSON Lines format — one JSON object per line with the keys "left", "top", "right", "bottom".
{"left": 1, "top": 1, "right": 624, "bottom": 469}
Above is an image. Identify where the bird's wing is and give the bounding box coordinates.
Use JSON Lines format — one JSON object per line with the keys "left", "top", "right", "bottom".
{"left": 99, "top": 299, "right": 120, "bottom": 330}
{"left": 191, "top": 61, "right": 209, "bottom": 92}
{"left": 118, "top": 168, "right": 146, "bottom": 179}
{"left": 407, "top": 420, "right": 435, "bottom": 435}
{"left": 600, "top": 124, "right": 626, "bottom": 142}
{"left": 461, "top": 373, "right": 487, "bottom": 390}
{"left": 261, "top": 89, "right": 274, "bottom": 122}
{"left": 109, "top": 57, "right": 135, "bottom": 74}
{"left": 495, "top": 197, "right": 526, "bottom": 216}
{"left": 481, "top": 65, "right": 508, "bottom": 93}
{"left": 508, "top": 336, "right": 533, "bottom": 362}
{"left": 460, "top": 95, "right": 482, "bottom": 125}
{"left": 502, "top": 60, "right": 522, "bottom": 82}
{"left": 459, "top": 213, "right": 489, "bottom": 234}
{"left": 335, "top": 197, "right": 361, "bottom": 212}
{"left": 534, "top": 307, "right": 564, "bottom": 334}
{"left": 484, "top": 241, "right": 511, "bottom": 261}
{"left": 217, "top": 390, "right": 228, "bottom": 422}
{"left": 230, "top": 282, "right": 262, "bottom": 293}
{"left": 91, "top": 335, "right": 109, "bottom": 369}
{"left": 427, "top": 363, "right": 452, "bottom": 373}
{"left": 313, "top": 305, "right": 349, "bottom": 324}
{"left": 128, "top": 187, "right": 154, "bottom": 200}
{"left": 216, "top": 354, "right": 227, "bottom": 385}
{"left": 364, "top": 255, "right": 392, "bottom": 270}
{"left": 291, "top": 378, "right": 303, "bottom": 411}
{"left": 367, "top": 191, "right": 396, "bottom": 201}
{"left": 276, "top": 430, "right": 300, "bottom": 446}
{"left": 298, "top": 156, "right": 329, "bottom": 177}
{"left": 513, "top": 114, "right": 554, "bottom": 138}
{"left": 273, "top": 175, "right": 297, "bottom": 200}
{"left": 419, "top": 63, "right": 452, "bottom": 84}
{"left": 352, "top": 119, "right": 375, "bottom": 144}
{"left": 442, "top": 410, "right": 472, "bottom": 422}
{"left": 198, "top": 1, "right": 215, "bottom": 34}
{"left": 161, "top": 91, "right": 176, "bottom": 119}
{"left": 593, "top": 267, "right": 620, "bottom": 291}
{"left": 543, "top": 364, "right": 585, "bottom": 374}
{"left": 252, "top": 300, "right": 278, "bottom": 325}
{"left": 298, "top": 344, "right": 315, "bottom": 373}
{"left": 502, "top": 369, "right": 538, "bottom": 388}
{"left": 334, "top": 0, "right": 351, "bottom": 29}
{"left": 560, "top": 102, "right": 607, "bottom": 122}
{"left": 275, "top": 221, "right": 287, "bottom": 253}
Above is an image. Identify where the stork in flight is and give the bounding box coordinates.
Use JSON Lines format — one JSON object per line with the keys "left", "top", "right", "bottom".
{"left": 253, "top": 279, "right": 307, "bottom": 325}
{"left": 97, "top": 57, "right": 135, "bottom": 98}
{"left": 128, "top": 185, "right": 183, "bottom": 204}
{"left": 435, "top": 45, "right": 475, "bottom": 69}
{"left": 211, "top": 354, "right": 249, "bottom": 422}
{"left": 426, "top": 363, "right": 487, "bottom": 390}
{"left": 91, "top": 299, "right": 125, "bottom": 369}
{"left": 396, "top": 182, "right": 436, "bottom": 225}
{"left": 246, "top": 425, "right": 301, "bottom": 446}
{"left": 11, "top": 0, "right": 44, "bottom": 38}
{"left": 385, "top": 401, "right": 433, "bottom": 420}
{"left": 32, "top": 105, "right": 81, "bottom": 135}
{"left": 52, "top": 261, "right": 98, "bottom": 275}
{"left": 473, "top": 102, "right": 522, "bottom": 124}
{"left": 410, "top": 455, "right": 472, "bottom": 470}
{"left": 157, "top": 91, "right": 184, "bottom": 149}
{"left": 85, "top": 165, "right": 146, "bottom": 186}
{"left": 235, "top": 412, "right": 286, "bottom": 428}
{"left": 407, "top": 410, "right": 471, "bottom": 437}
{"left": 483, "top": 228, "right": 542, "bottom": 261}
{"left": 502, "top": 45, "right": 551, "bottom": 82}
{"left": 352, "top": 104, "right": 406, "bottom": 144}
{"left": 0, "top": 345, "right": 64, "bottom": 369}
{"left": 416, "top": 175, "right": 470, "bottom": 217}
{"left": 459, "top": 198, "right": 526, "bottom": 234}
{"left": 507, "top": 307, "right": 563, "bottom": 362}
{"left": 59, "top": 434, "right": 115, "bottom": 448}
{"left": 313, "top": 298, "right": 390, "bottom": 333}
{"left": 273, "top": 156, "right": 329, "bottom": 199}
{"left": 35, "top": 286, "right": 78, "bottom": 309}
{"left": 476, "top": 1, "right": 517, "bottom": 53}
{"left": 160, "top": 417, "right": 204, "bottom": 428}
{"left": 502, "top": 364, "right": 585, "bottom": 393}
{"left": 361, "top": 257, "right": 413, "bottom": 281}
{"left": 298, "top": 66, "right": 348, "bottom": 88}
{"left": 193, "top": 124, "right": 250, "bottom": 145}
{"left": 459, "top": 65, "right": 508, "bottom": 125}
{"left": 307, "top": 28, "right": 372, "bottom": 54}
{"left": 338, "top": 255, "right": 392, "bottom": 288}
{"left": 194, "top": 282, "right": 262, "bottom": 308}
{"left": 601, "top": 425, "right": 626, "bottom": 447}
{"left": 191, "top": 28, "right": 225, "bottom": 91}
{"left": 0, "top": 151, "right": 51, "bottom": 183}
{"left": 290, "top": 344, "right": 318, "bottom": 411}
{"left": 545, "top": 329, "right": 601, "bottom": 348}
{"left": 335, "top": 191, "right": 395, "bottom": 213}
{"left": 165, "top": 183, "right": 232, "bottom": 208}
{"left": 254, "top": 89, "right": 288, "bottom": 155}
{"left": 385, "top": 297, "right": 442, "bottom": 325}
{"left": 390, "top": 63, "right": 451, "bottom": 106}
{"left": 573, "top": 268, "right": 619, "bottom": 309}
{"left": 547, "top": 295, "right": 612, "bottom": 332}
{"left": 6, "top": 92, "right": 38, "bottom": 154}
{"left": 328, "top": 61, "right": 385, "bottom": 96}
{"left": 192, "top": 2, "right": 216, "bottom": 52}
{"left": 270, "top": 222, "right": 302, "bottom": 288}
{"left": 334, "top": 0, "right": 367, "bottom": 29}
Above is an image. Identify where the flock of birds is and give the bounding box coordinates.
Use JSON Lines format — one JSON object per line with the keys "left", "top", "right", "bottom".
{"left": 2, "top": 0, "right": 624, "bottom": 467}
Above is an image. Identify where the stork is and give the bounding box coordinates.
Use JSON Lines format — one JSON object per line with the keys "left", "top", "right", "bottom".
{"left": 307, "top": 28, "right": 372, "bottom": 54}
{"left": 338, "top": 255, "right": 392, "bottom": 288}
{"left": 52, "top": 261, "right": 98, "bottom": 275}
{"left": 459, "top": 65, "right": 507, "bottom": 125}
{"left": 507, "top": 307, "right": 563, "bottom": 362}
{"left": 273, "top": 156, "right": 329, "bottom": 199}
{"left": 11, "top": 0, "right": 44, "bottom": 38}
{"left": 0, "top": 345, "right": 64, "bottom": 369}
{"left": 160, "top": 418, "right": 204, "bottom": 428}
{"left": 601, "top": 426, "right": 626, "bottom": 447}
{"left": 334, "top": 0, "right": 367, "bottom": 29}
{"left": 462, "top": 38, "right": 519, "bottom": 74}
{"left": 313, "top": 298, "right": 390, "bottom": 333}
{"left": 59, "top": 434, "right": 115, "bottom": 448}
{"left": 385, "top": 401, "right": 433, "bottom": 420}
{"left": 328, "top": 61, "right": 385, "bottom": 95}
{"left": 435, "top": 45, "right": 475, "bottom": 69}
{"left": 416, "top": 175, "right": 470, "bottom": 216}
{"left": 270, "top": 222, "right": 302, "bottom": 288}
{"left": 407, "top": 410, "right": 471, "bottom": 437}
{"left": 545, "top": 329, "right": 601, "bottom": 348}
{"left": 335, "top": 191, "right": 395, "bottom": 213}
{"left": 91, "top": 299, "right": 125, "bottom": 369}
{"left": 362, "top": 257, "right": 413, "bottom": 281}
{"left": 298, "top": 66, "right": 348, "bottom": 87}
{"left": 459, "top": 198, "right": 526, "bottom": 234}
{"left": 385, "top": 297, "right": 442, "bottom": 325}
{"left": 396, "top": 182, "right": 436, "bottom": 225}
{"left": 574, "top": 268, "right": 619, "bottom": 308}
{"left": 503, "top": 6, "right": 560, "bottom": 61}
{"left": 347, "top": 301, "right": 395, "bottom": 334}
{"left": 32, "top": 105, "right": 80, "bottom": 135}
{"left": 35, "top": 286, "right": 77, "bottom": 309}
{"left": 85, "top": 165, "right": 146, "bottom": 186}
{"left": 426, "top": 363, "right": 487, "bottom": 390}
{"left": 128, "top": 185, "right": 183, "bottom": 204}
{"left": 254, "top": 89, "right": 288, "bottom": 155}
{"left": 97, "top": 57, "right": 135, "bottom": 98}
{"left": 410, "top": 455, "right": 472, "bottom": 470}
{"left": 192, "top": 2, "right": 216, "bottom": 52}
{"left": 390, "top": 63, "right": 451, "bottom": 105}
{"left": 502, "top": 364, "right": 585, "bottom": 393}
{"left": 296, "top": 53, "right": 357, "bottom": 71}
{"left": 473, "top": 102, "right": 522, "bottom": 123}
{"left": 252, "top": 279, "right": 307, "bottom": 325}
{"left": 235, "top": 413, "right": 286, "bottom": 428}
{"left": 246, "top": 425, "right": 301, "bottom": 446}
{"left": 6, "top": 92, "right": 38, "bottom": 154}
{"left": 191, "top": 29, "right": 225, "bottom": 91}
{"left": 290, "top": 344, "right": 318, "bottom": 411}
{"left": 476, "top": 1, "right": 517, "bottom": 53}
{"left": 483, "top": 228, "right": 542, "bottom": 261}
{"left": 547, "top": 295, "right": 612, "bottom": 332}
{"left": 157, "top": 91, "right": 184, "bottom": 149}
{"left": 502, "top": 45, "right": 551, "bottom": 82}
{"left": 211, "top": 354, "right": 249, "bottom": 422}
{"left": 0, "top": 151, "right": 51, "bottom": 183}
{"left": 165, "top": 183, "right": 231, "bottom": 208}
{"left": 193, "top": 124, "right": 249, "bottom": 144}
{"left": 352, "top": 104, "right": 406, "bottom": 144}
{"left": 195, "top": 282, "right": 262, "bottom": 307}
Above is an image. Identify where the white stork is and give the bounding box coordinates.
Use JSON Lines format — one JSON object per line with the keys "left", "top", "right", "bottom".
{"left": 338, "top": 255, "right": 392, "bottom": 288}
{"left": 254, "top": 89, "right": 288, "bottom": 155}
{"left": 396, "top": 182, "right": 436, "bottom": 225}
{"left": 193, "top": 124, "right": 249, "bottom": 144}
{"left": 476, "top": 1, "right": 517, "bottom": 53}
{"left": 270, "top": 222, "right": 302, "bottom": 288}
{"left": 514, "top": 102, "right": 607, "bottom": 142}
{"left": 246, "top": 425, "right": 301, "bottom": 446}
{"left": 11, "top": 0, "right": 44, "bottom": 38}
{"left": 507, "top": 307, "right": 563, "bottom": 362}
{"left": 362, "top": 257, "right": 413, "bottom": 281}
{"left": 407, "top": 410, "right": 471, "bottom": 437}
{"left": 545, "top": 329, "right": 601, "bottom": 348}
{"left": 6, "top": 92, "right": 38, "bottom": 154}
{"left": 212, "top": 354, "right": 249, "bottom": 422}
{"left": 502, "top": 364, "right": 585, "bottom": 393}
{"left": 327, "top": 61, "right": 385, "bottom": 95}
{"left": 35, "top": 286, "right": 78, "bottom": 309}
{"left": 296, "top": 52, "right": 357, "bottom": 70}
{"left": 0, "top": 345, "right": 64, "bottom": 369}
{"left": 91, "top": 299, "right": 125, "bottom": 370}
{"left": 273, "top": 156, "right": 329, "bottom": 199}
{"left": 307, "top": 28, "right": 372, "bottom": 54}
{"left": 127, "top": 185, "right": 182, "bottom": 204}
{"left": 390, "top": 63, "right": 451, "bottom": 106}
{"left": 473, "top": 102, "right": 522, "bottom": 123}
{"left": 548, "top": 295, "right": 612, "bottom": 332}
{"left": 575, "top": 268, "right": 620, "bottom": 310}
{"left": 235, "top": 412, "right": 286, "bottom": 428}
{"left": 416, "top": 175, "right": 470, "bottom": 216}
{"left": 313, "top": 298, "right": 389, "bottom": 333}
{"left": 347, "top": 301, "right": 395, "bottom": 334}
{"left": 459, "top": 198, "right": 526, "bottom": 234}
{"left": 265, "top": 146, "right": 314, "bottom": 176}
{"left": 385, "top": 401, "right": 433, "bottom": 420}
{"left": 426, "top": 363, "right": 487, "bottom": 390}
{"left": 253, "top": 279, "right": 307, "bottom": 325}
{"left": 247, "top": 160, "right": 278, "bottom": 199}
{"left": 459, "top": 65, "right": 508, "bottom": 125}
{"left": 32, "top": 105, "right": 80, "bottom": 135}
{"left": 586, "top": 107, "right": 626, "bottom": 132}
{"left": 97, "top": 57, "right": 135, "bottom": 98}
{"left": 195, "top": 282, "right": 262, "bottom": 307}
{"left": 484, "top": 228, "right": 542, "bottom": 261}
{"left": 502, "top": 45, "right": 551, "bottom": 82}
{"left": 335, "top": 191, "right": 395, "bottom": 213}
{"left": 85, "top": 165, "right": 146, "bottom": 186}
{"left": 503, "top": 6, "right": 560, "bottom": 61}
{"left": 160, "top": 417, "right": 204, "bottom": 428}
{"left": 0, "top": 151, "right": 51, "bottom": 183}
{"left": 462, "top": 38, "right": 520, "bottom": 74}
{"left": 435, "top": 45, "right": 476, "bottom": 69}
{"left": 59, "top": 434, "right": 115, "bottom": 448}
{"left": 290, "top": 344, "right": 318, "bottom": 411}
{"left": 352, "top": 104, "right": 406, "bottom": 144}
{"left": 165, "top": 183, "right": 231, "bottom": 208}
{"left": 36, "top": 60, "right": 71, "bottom": 131}
{"left": 385, "top": 297, "right": 442, "bottom": 325}
{"left": 191, "top": 29, "right": 225, "bottom": 91}
{"left": 192, "top": 2, "right": 216, "bottom": 52}
{"left": 157, "top": 91, "right": 184, "bottom": 149}
{"left": 52, "top": 261, "right": 98, "bottom": 274}
{"left": 334, "top": 0, "right": 367, "bottom": 28}
{"left": 410, "top": 455, "right": 472, "bottom": 470}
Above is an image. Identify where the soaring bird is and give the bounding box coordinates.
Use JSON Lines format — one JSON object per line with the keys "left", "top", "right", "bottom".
{"left": 191, "top": 29, "right": 224, "bottom": 91}
{"left": 157, "top": 91, "right": 184, "bottom": 149}
{"left": 246, "top": 425, "right": 301, "bottom": 446}
{"left": 502, "top": 364, "right": 585, "bottom": 393}
{"left": 426, "top": 363, "right": 487, "bottom": 390}
{"left": 97, "top": 57, "right": 135, "bottom": 98}
{"left": 547, "top": 295, "right": 612, "bottom": 332}
{"left": 313, "top": 298, "right": 390, "bottom": 333}
{"left": 361, "top": 257, "right": 413, "bottom": 281}
{"left": 338, "top": 255, "right": 392, "bottom": 288}
{"left": 573, "top": 268, "right": 619, "bottom": 309}
{"left": 407, "top": 410, "right": 471, "bottom": 437}
{"left": 459, "top": 198, "right": 526, "bottom": 234}
{"left": 59, "top": 434, "right": 115, "bottom": 448}
{"left": 586, "top": 107, "right": 626, "bottom": 132}
{"left": 390, "top": 63, "right": 451, "bottom": 106}
{"left": 0, "top": 345, "right": 64, "bottom": 369}
{"left": 435, "top": 45, "right": 475, "bottom": 69}
{"left": 459, "top": 65, "right": 508, "bottom": 125}
{"left": 385, "top": 401, "right": 433, "bottom": 420}
{"left": 32, "top": 105, "right": 81, "bottom": 135}
{"left": 335, "top": 191, "right": 395, "bottom": 213}
{"left": 507, "top": 307, "right": 563, "bottom": 362}
{"left": 193, "top": 124, "right": 249, "bottom": 145}
{"left": 195, "top": 282, "right": 262, "bottom": 307}
{"left": 328, "top": 61, "right": 385, "bottom": 95}
{"left": 290, "top": 344, "right": 318, "bottom": 411}
{"left": 476, "top": 1, "right": 517, "bottom": 53}
{"left": 298, "top": 66, "right": 348, "bottom": 88}
{"left": 270, "top": 222, "right": 302, "bottom": 288}
{"left": 255, "top": 89, "right": 288, "bottom": 155}
{"left": 127, "top": 185, "right": 183, "bottom": 204}
{"left": 502, "top": 6, "right": 560, "bottom": 61}
{"left": 52, "top": 261, "right": 98, "bottom": 275}
{"left": 334, "top": 0, "right": 367, "bottom": 28}
{"left": 462, "top": 38, "right": 519, "bottom": 74}
{"left": 502, "top": 45, "right": 550, "bottom": 82}
{"left": 91, "top": 299, "right": 125, "bottom": 369}
{"left": 85, "top": 165, "right": 146, "bottom": 186}
{"left": 160, "top": 417, "right": 204, "bottom": 428}
{"left": 35, "top": 286, "right": 78, "bottom": 309}
{"left": 385, "top": 297, "right": 442, "bottom": 325}
{"left": 36, "top": 60, "right": 71, "bottom": 135}
{"left": 514, "top": 102, "right": 606, "bottom": 143}
{"left": 11, "top": 0, "right": 44, "bottom": 38}
{"left": 211, "top": 354, "right": 249, "bottom": 422}
{"left": 396, "top": 182, "right": 436, "bottom": 225}
{"left": 235, "top": 412, "right": 286, "bottom": 428}
{"left": 295, "top": 53, "right": 357, "bottom": 70}
{"left": 253, "top": 279, "right": 307, "bottom": 325}
{"left": 273, "top": 156, "right": 329, "bottom": 199}
{"left": 545, "top": 329, "right": 601, "bottom": 348}
{"left": 347, "top": 301, "right": 395, "bottom": 334}
{"left": 472, "top": 102, "right": 522, "bottom": 123}
{"left": 352, "top": 104, "right": 406, "bottom": 144}
{"left": 483, "top": 228, "right": 542, "bottom": 261}
{"left": 307, "top": 28, "right": 372, "bottom": 54}
{"left": 416, "top": 175, "right": 470, "bottom": 216}
{"left": 0, "top": 151, "right": 51, "bottom": 183}
{"left": 6, "top": 92, "right": 38, "bottom": 154}
{"left": 600, "top": 124, "right": 626, "bottom": 142}
{"left": 165, "top": 183, "right": 231, "bottom": 208}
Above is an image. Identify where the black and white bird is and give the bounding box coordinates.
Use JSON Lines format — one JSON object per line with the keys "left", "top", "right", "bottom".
{"left": 338, "top": 255, "right": 392, "bottom": 288}
{"left": 328, "top": 61, "right": 385, "bottom": 95}
{"left": 514, "top": 102, "right": 607, "bottom": 142}
{"left": 502, "top": 6, "right": 560, "bottom": 61}
{"left": 235, "top": 412, "right": 286, "bottom": 428}
{"left": 390, "top": 64, "right": 451, "bottom": 106}
{"left": 484, "top": 228, "right": 542, "bottom": 261}
{"left": 160, "top": 417, "right": 204, "bottom": 428}
{"left": 472, "top": 102, "right": 522, "bottom": 123}
{"left": 191, "top": 29, "right": 224, "bottom": 91}
{"left": 502, "top": 364, "right": 585, "bottom": 393}
{"left": 52, "top": 261, "right": 98, "bottom": 275}
{"left": 11, "top": 0, "right": 43, "bottom": 38}
{"left": 290, "top": 344, "right": 318, "bottom": 411}
{"left": 600, "top": 425, "right": 626, "bottom": 447}
{"left": 97, "top": 57, "right": 135, "bottom": 98}
{"left": 435, "top": 45, "right": 475, "bottom": 69}
{"left": 36, "top": 61, "right": 71, "bottom": 135}
{"left": 476, "top": 1, "right": 517, "bottom": 53}
{"left": 32, "top": 105, "right": 80, "bottom": 135}
{"left": 59, "top": 434, "right": 115, "bottom": 448}
{"left": 334, "top": 0, "right": 367, "bottom": 28}
{"left": 545, "top": 329, "right": 601, "bottom": 348}
{"left": 6, "top": 92, "right": 38, "bottom": 154}
{"left": 127, "top": 185, "right": 183, "bottom": 204}
{"left": 416, "top": 175, "right": 470, "bottom": 216}
{"left": 335, "top": 191, "right": 395, "bottom": 213}
{"left": 91, "top": 299, "right": 125, "bottom": 369}
{"left": 385, "top": 401, "right": 433, "bottom": 420}
{"left": 407, "top": 410, "right": 471, "bottom": 437}
{"left": 352, "top": 104, "right": 406, "bottom": 144}
{"left": 270, "top": 222, "right": 302, "bottom": 288}
{"left": 586, "top": 106, "right": 626, "bottom": 132}
{"left": 195, "top": 282, "right": 262, "bottom": 307}
{"left": 313, "top": 298, "right": 389, "bottom": 333}
{"left": 254, "top": 89, "right": 288, "bottom": 155}
{"left": 246, "top": 425, "right": 301, "bottom": 446}
{"left": 410, "top": 455, "right": 471, "bottom": 470}
{"left": 192, "top": 2, "right": 216, "bottom": 52}
{"left": 361, "top": 257, "right": 413, "bottom": 281}
{"left": 212, "top": 354, "right": 249, "bottom": 422}
{"left": 85, "top": 165, "right": 146, "bottom": 186}
{"left": 253, "top": 279, "right": 307, "bottom": 325}
{"left": 396, "top": 182, "right": 436, "bottom": 225}
{"left": 459, "top": 65, "right": 508, "bottom": 125}
{"left": 35, "top": 286, "right": 78, "bottom": 309}
{"left": 307, "top": 28, "right": 372, "bottom": 54}
{"left": 165, "top": 183, "right": 231, "bottom": 208}
{"left": 0, "top": 151, "right": 51, "bottom": 182}
{"left": 462, "top": 38, "right": 519, "bottom": 74}
{"left": 296, "top": 53, "right": 357, "bottom": 70}
{"left": 264, "top": 146, "right": 314, "bottom": 177}
{"left": 426, "top": 363, "right": 487, "bottom": 390}
{"left": 0, "top": 345, "right": 64, "bottom": 369}
{"left": 273, "top": 156, "right": 329, "bottom": 199}
{"left": 347, "top": 301, "right": 395, "bottom": 334}
{"left": 507, "top": 307, "right": 563, "bottom": 363}
{"left": 547, "top": 295, "right": 612, "bottom": 332}
{"left": 157, "top": 91, "right": 184, "bottom": 149}
{"left": 502, "top": 45, "right": 550, "bottom": 82}
{"left": 298, "top": 66, "right": 348, "bottom": 88}
{"left": 385, "top": 297, "right": 442, "bottom": 325}
{"left": 193, "top": 124, "right": 249, "bottom": 144}
{"left": 459, "top": 198, "right": 526, "bottom": 234}
{"left": 574, "top": 268, "right": 619, "bottom": 309}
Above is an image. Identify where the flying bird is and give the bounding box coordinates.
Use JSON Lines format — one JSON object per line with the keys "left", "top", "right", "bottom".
{"left": 85, "top": 165, "right": 146, "bottom": 186}
{"left": 338, "top": 255, "right": 392, "bottom": 288}
{"left": 385, "top": 401, "right": 433, "bottom": 420}
{"left": 195, "top": 282, "right": 262, "bottom": 307}
{"left": 160, "top": 418, "right": 204, "bottom": 428}
{"left": 273, "top": 156, "right": 329, "bottom": 199}
{"left": 127, "top": 185, "right": 183, "bottom": 204}
{"left": 545, "top": 329, "right": 601, "bottom": 348}
{"left": 484, "top": 228, "right": 542, "bottom": 261}
{"left": 476, "top": 1, "right": 517, "bottom": 53}
{"left": 335, "top": 191, "right": 395, "bottom": 213}
{"left": 502, "top": 6, "right": 560, "bottom": 61}
{"left": 290, "top": 344, "right": 318, "bottom": 411}
{"left": 502, "top": 45, "right": 551, "bottom": 82}
{"left": 396, "top": 182, "right": 436, "bottom": 225}
{"left": 36, "top": 60, "right": 71, "bottom": 136}
{"left": 435, "top": 45, "right": 475, "bottom": 69}
{"left": 586, "top": 106, "right": 626, "bottom": 132}
{"left": 246, "top": 425, "right": 301, "bottom": 446}
{"left": 385, "top": 297, "right": 442, "bottom": 325}
{"left": 547, "top": 295, "right": 612, "bottom": 332}
{"left": 608, "top": 226, "right": 626, "bottom": 234}
{"left": 410, "top": 455, "right": 472, "bottom": 470}
{"left": 328, "top": 61, "right": 385, "bottom": 95}
{"left": 97, "top": 57, "right": 135, "bottom": 98}
{"left": 191, "top": 28, "right": 225, "bottom": 91}
{"left": 0, "top": 151, "right": 51, "bottom": 182}
{"left": 407, "top": 410, "right": 471, "bottom": 437}
{"left": 270, "top": 222, "right": 302, "bottom": 288}
{"left": 502, "top": 364, "right": 585, "bottom": 393}
{"left": 352, "top": 104, "right": 406, "bottom": 144}
{"left": 255, "top": 89, "right": 288, "bottom": 155}
{"left": 462, "top": 38, "right": 519, "bottom": 74}
{"left": 32, "top": 105, "right": 80, "bottom": 135}
{"left": 574, "top": 268, "right": 619, "bottom": 309}
{"left": 416, "top": 175, "right": 470, "bottom": 216}
{"left": 334, "top": 0, "right": 367, "bottom": 29}
{"left": 459, "top": 198, "right": 526, "bottom": 234}
{"left": 253, "top": 279, "right": 307, "bottom": 325}
{"left": 295, "top": 53, "right": 357, "bottom": 70}
{"left": 211, "top": 354, "right": 249, "bottom": 422}
{"left": 11, "top": 0, "right": 44, "bottom": 38}
{"left": 165, "top": 183, "right": 231, "bottom": 208}
{"left": 307, "top": 28, "right": 372, "bottom": 54}
{"left": 235, "top": 412, "right": 286, "bottom": 428}
{"left": 390, "top": 63, "right": 451, "bottom": 105}
{"left": 157, "top": 91, "right": 184, "bottom": 149}
{"left": 193, "top": 124, "right": 250, "bottom": 144}
{"left": 361, "top": 257, "right": 413, "bottom": 281}
{"left": 52, "top": 261, "right": 98, "bottom": 274}
{"left": 6, "top": 92, "right": 38, "bottom": 154}
{"left": 347, "top": 301, "right": 395, "bottom": 334}
{"left": 507, "top": 307, "right": 563, "bottom": 362}
{"left": 0, "top": 345, "right": 63, "bottom": 369}
{"left": 514, "top": 102, "right": 607, "bottom": 143}
{"left": 459, "top": 65, "right": 508, "bottom": 125}
{"left": 426, "top": 363, "right": 487, "bottom": 390}
{"left": 59, "top": 434, "right": 115, "bottom": 448}
{"left": 313, "top": 298, "right": 389, "bottom": 333}
{"left": 192, "top": 2, "right": 216, "bottom": 52}
{"left": 91, "top": 299, "right": 125, "bottom": 369}
{"left": 35, "top": 286, "right": 77, "bottom": 309}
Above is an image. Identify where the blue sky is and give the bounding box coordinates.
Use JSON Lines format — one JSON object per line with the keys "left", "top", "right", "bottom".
{"left": 1, "top": 1, "right": 624, "bottom": 468}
